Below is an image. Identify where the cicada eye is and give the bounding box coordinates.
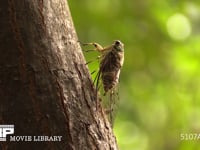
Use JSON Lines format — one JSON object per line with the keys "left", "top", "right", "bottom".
{"left": 114, "top": 40, "right": 124, "bottom": 51}
{"left": 115, "top": 40, "right": 121, "bottom": 45}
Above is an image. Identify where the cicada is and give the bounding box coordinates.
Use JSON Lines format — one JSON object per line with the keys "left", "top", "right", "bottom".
{"left": 81, "top": 40, "right": 124, "bottom": 125}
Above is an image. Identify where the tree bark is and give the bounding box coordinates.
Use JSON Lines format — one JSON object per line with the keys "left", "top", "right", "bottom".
{"left": 0, "top": 0, "right": 118, "bottom": 150}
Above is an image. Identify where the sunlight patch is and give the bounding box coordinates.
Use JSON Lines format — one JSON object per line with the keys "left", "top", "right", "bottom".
{"left": 167, "top": 13, "right": 191, "bottom": 41}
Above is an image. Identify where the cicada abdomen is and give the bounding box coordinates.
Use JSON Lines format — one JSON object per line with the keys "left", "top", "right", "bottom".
{"left": 81, "top": 40, "right": 124, "bottom": 126}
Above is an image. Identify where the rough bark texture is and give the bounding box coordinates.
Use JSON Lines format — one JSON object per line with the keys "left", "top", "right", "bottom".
{"left": 0, "top": 0, "right": 118, "bottom": 150}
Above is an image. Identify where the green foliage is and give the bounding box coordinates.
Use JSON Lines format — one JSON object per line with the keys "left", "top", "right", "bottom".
{"left": 69, "top": 0, "right": 200, "bottom": 149}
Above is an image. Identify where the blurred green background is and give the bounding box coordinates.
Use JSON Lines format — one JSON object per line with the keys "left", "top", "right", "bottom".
{"left": 68, "top": 0, "right": 200, "bottom": 149}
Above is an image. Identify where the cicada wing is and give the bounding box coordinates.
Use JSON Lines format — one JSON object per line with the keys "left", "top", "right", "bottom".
{"left": 98, "top": 50, "right": 121, "bottom": 126}
{"left": 104, "top": 85, "right": 119, "bottom": 127}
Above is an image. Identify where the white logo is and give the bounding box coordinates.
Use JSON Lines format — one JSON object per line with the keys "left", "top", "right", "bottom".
{"left": 0, "top": 125, "right": 62, "bottom": 142}
{"left": 0, "top": 125, "right": 14, "bottom": 141}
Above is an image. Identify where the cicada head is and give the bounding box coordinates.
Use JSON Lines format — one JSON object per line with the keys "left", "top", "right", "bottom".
{"left": 113, "top": 40, "right": 124, "bottom": 52}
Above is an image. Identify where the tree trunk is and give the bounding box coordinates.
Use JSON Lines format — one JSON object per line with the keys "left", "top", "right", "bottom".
{"left": 0, "top": 0, "right": 118, "bottom": 149}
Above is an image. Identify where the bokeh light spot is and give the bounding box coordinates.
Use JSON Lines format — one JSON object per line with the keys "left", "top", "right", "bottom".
{"left": 167, "top": 13, "right": 191, "bottom": 41}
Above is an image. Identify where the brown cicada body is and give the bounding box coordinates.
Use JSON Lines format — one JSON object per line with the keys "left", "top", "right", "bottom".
{"left": 81, "top": 40, "right": 124, "bottom": 125}
{"left": 97, "top": 40, "right": 124, "bottom": 95}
